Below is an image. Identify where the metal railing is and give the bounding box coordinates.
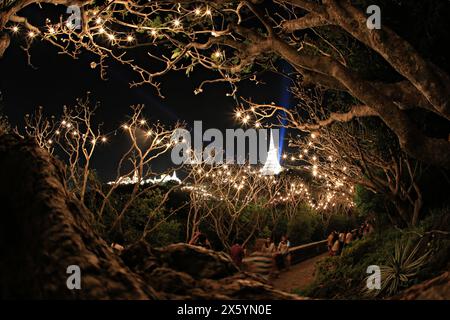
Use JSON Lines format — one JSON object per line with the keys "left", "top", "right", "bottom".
{"left": 288, "top": 239, "right": 328, "bottom": 264}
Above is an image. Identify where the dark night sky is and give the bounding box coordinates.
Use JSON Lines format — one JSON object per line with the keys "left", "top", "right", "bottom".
{"left": 0, "top": 12, "right": 293, "bottom": 180}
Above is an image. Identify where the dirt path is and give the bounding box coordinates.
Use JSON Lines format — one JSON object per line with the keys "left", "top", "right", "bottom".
{"left": 272, "top": 253, "right": 328, "bottom": 294}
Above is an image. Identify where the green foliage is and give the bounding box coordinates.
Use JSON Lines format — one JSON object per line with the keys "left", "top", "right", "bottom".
{"left": 284, "top": 204, "right": 357, "bottom": 245}
{"left": 301, "top": 208, "right": 449, "bottom": 299}
{"left": 300, "top": 228, "right": 399, "bottom": 299}
{"left": 325, "top": 214, "right": 358, "bottom": 235}
{"left": 415, "top": 206, "right": 450, "bottom": 279}
{"left": 377, "top": 239, "right": 430, "bottom": 296}
{"left": 354, "top": 185, "right": 387, "bottom": 221}
{"left": 171, "top": 48, "right": 182, "bottom": 59}
{"left": 96, "top": 187, "right": 184, "bottom": 247}
{"left": 287, "top": 205, "right": 322, "bottom": 245}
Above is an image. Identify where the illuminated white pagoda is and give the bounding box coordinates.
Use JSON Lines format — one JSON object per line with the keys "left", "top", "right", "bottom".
{"left": 108, "top": 170, "right": 181, "bottom": 185}
{"left": 146, "top": 171, "right": 181, "bottom": 184}
{"left": 261, "top": 130, "right": 283, "bottom": 176}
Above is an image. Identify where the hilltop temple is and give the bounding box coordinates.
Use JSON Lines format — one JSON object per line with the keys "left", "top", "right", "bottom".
{"left": 260, "top": 130, "right": 283, "bottom": 176}
{"left": 108, "top": 170, "right": 181, "bottom": 185}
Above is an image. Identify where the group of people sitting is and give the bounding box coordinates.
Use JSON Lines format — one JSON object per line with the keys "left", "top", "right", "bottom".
{"left": 229, "top": 236, "right": 291, "bottom": 281}
{"left": 327, "top": 221, "right": 374, "bottom": 256}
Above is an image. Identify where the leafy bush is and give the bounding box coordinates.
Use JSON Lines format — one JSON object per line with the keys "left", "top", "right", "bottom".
{"left": 287, "top": 205, "right": 322, "bottom": 245}
{"left": 96, "top": 188, "right": 184, "bottom": 247}
{"left": 300, "top": 230, "right": 399, "bottom": 299}
{"left": 376, "top": 239, "right": 430, "bottom": 296}
{"left": 301, "top": 208, "right": 450, "bottom": 299}
{"left": 325, "top": 214, "right": 359, "bottom": 235}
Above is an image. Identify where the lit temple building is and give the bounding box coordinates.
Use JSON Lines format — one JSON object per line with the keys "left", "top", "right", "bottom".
{"left": 260, "top": 130, "right": 283, "bottom": 176}
{"left": 108, "top": 170, "right": 181, "bottom": 185}
{"left": 146, "top": 171, "right": 181, "bottom": 185}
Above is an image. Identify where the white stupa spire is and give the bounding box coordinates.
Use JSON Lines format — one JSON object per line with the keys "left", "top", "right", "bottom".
{"left": 261, "top": 130, "right": 283, "bottom": 176}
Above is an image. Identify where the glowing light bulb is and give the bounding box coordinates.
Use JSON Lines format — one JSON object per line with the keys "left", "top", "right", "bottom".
{"left": 12, "top": 26, "right": 19, "bottom": 33}
{"left": 194, "top": 8, "right": 202, "bottom": 15}
{"left": 28, "top": 31, "right": 36, "bottom": 38}
{"left": 101, "top": 137, "right": 107, "bottom": 143}
{"left": 98, "top": 27, "right": 105, "bottom": 34}
{"left": 213, "top": 50, "right": 222, "bottom": 58}
{"left": 173, "top": 19, "right": 181, "bottom": 27}
{"left": 96, "top": 17, "right": 102, "bottom": 25}
{"left": 150, "top": 29, "right": 157, "bottom": 36}
{"left": 127, "top": 35, "right": 134, "bottom": 42}
{"left": 139, "top": 119, "right": 146, "bottom": 125}
{"left": 48, "top": 26, "right": 55, "bottom": 34}
{"left": 107, "top": 33, "right": 115, "bottom": 40}
{"left": 205, "top": 9, "right": 212, "bottom": 15}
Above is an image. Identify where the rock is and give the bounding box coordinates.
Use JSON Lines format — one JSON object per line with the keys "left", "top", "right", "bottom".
{"left": 393, "top": 271, "right": 450, "bottom": 300}
{"left": 120, "top": 240, "right": 155, "bottom": 270}
{"left": 0, "top": 134, "right": 158, "bottom": 299}
{"left": 154, "top": 243, "right": 239, "bottom": 279}
{"left": 146, "top": 267, "right": 196, "bottom": 294}
{"left": 200, "top": 275, "right": 303, "bottom": 300}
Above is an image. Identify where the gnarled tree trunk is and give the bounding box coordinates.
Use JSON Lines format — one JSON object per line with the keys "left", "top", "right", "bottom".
{"left": 0, "top": 133, "right": 158, "bottom": 299}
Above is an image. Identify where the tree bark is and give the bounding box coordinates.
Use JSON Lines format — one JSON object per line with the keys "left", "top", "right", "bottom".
{"left": 0, "top": 32, "right": 9, "bottom": 58}
{"left": 0, "top": 133, "right": 158, "bottom": 299}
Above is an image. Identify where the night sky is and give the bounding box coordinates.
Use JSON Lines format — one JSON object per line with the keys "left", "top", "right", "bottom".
{"left": 0, "top": 7, "right": 293, "bottom": 180}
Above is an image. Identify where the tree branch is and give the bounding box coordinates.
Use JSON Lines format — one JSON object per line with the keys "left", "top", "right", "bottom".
{"left": 282, "top": 13, "right": 329, "bottom": 32}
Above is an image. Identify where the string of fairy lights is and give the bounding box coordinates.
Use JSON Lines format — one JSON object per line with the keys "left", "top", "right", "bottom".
{"left": 6, "top": 4, "right": 224, "bottom": 54}
{"left": 24, "top": 104, "right": 354, "bottom": 213}
{"left": 233, "top": 106, "right": 356, "bottom": 211}
{"left": 25, "top": 109, "right": 354, "bottom": 213}
{"left": 6, "top": 2, "right": 240, "bottom": 97}
{"left": 10, "top": 2, "right": 356, "bottom": 213}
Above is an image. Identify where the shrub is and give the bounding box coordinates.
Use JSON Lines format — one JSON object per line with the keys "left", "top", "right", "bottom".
{"left": 376, "top": 239, "right": 430, "bottom": 296}
{"left": 301, "top": 208, "right": 450, "bottom": 299}
{"left": 287, "top": 208, "right": 321, "bottom": 246}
